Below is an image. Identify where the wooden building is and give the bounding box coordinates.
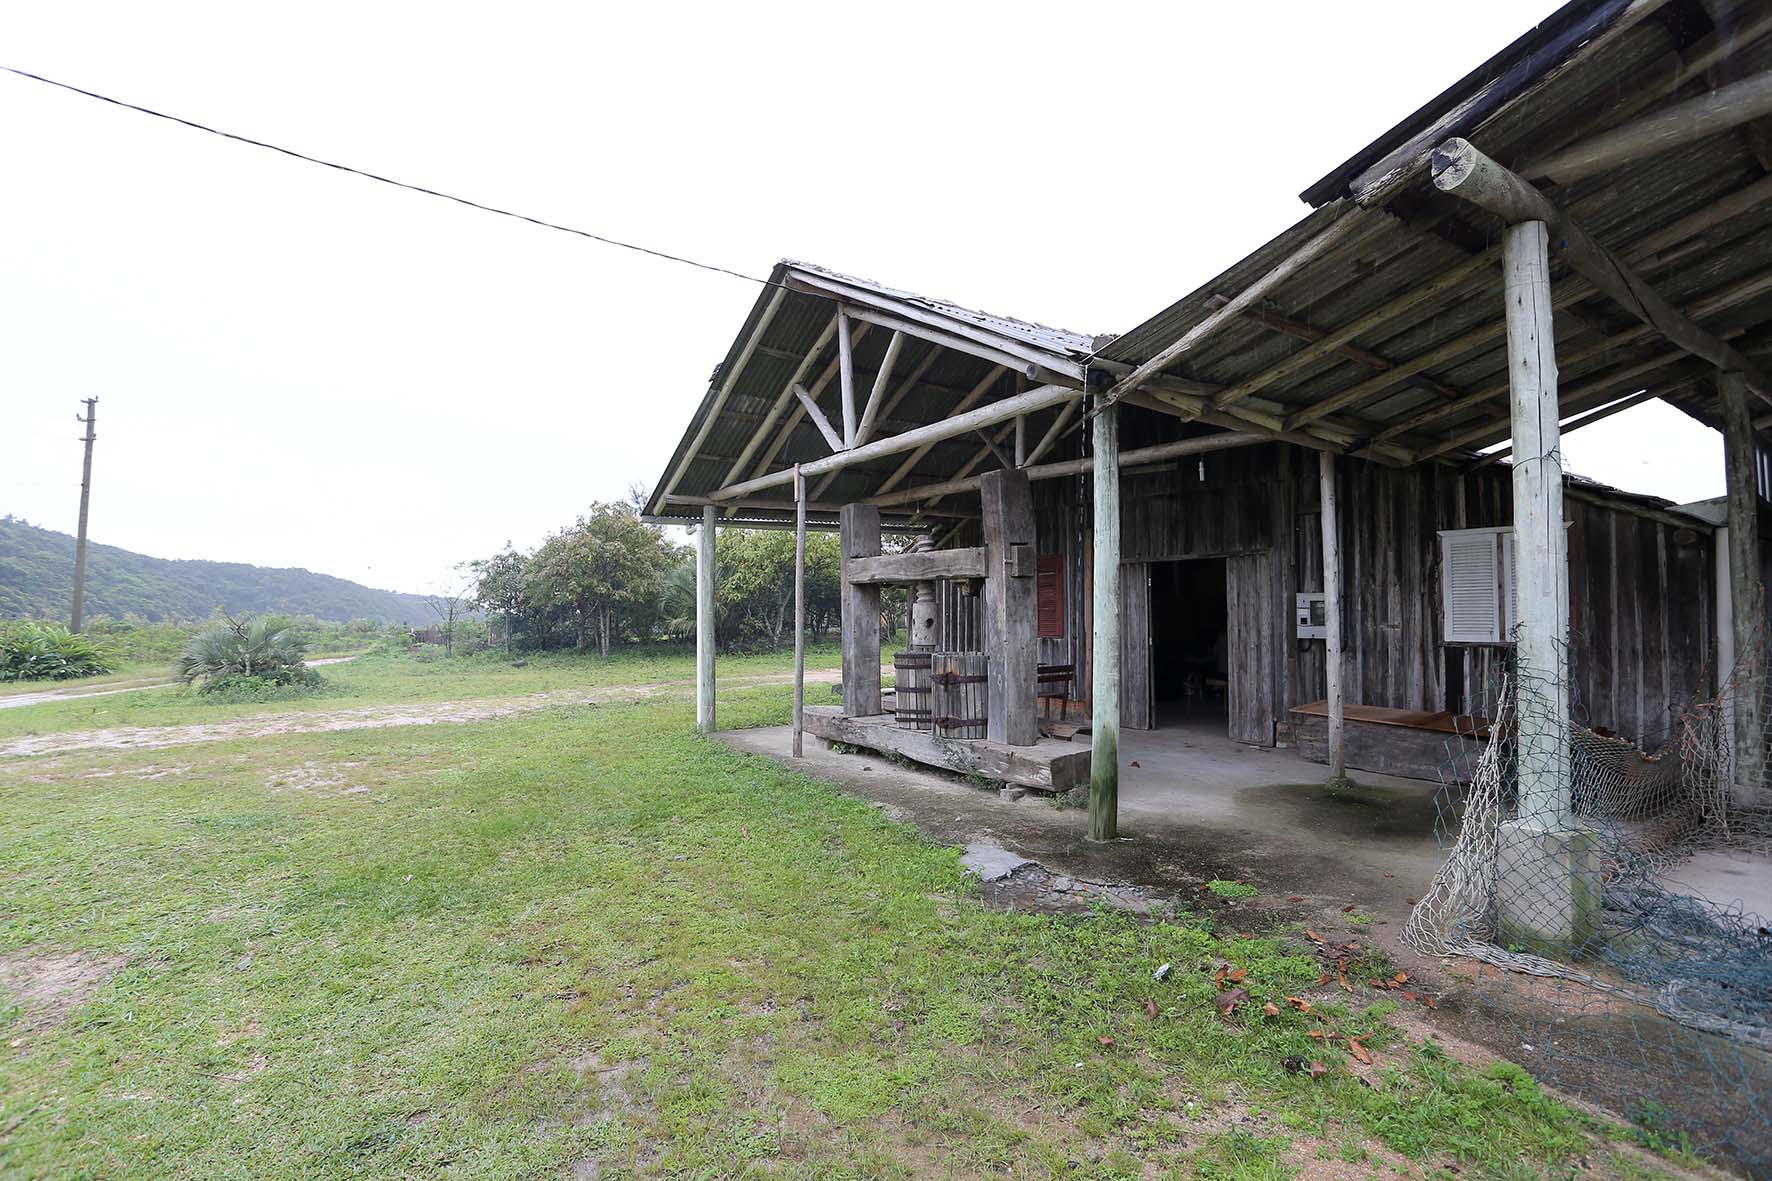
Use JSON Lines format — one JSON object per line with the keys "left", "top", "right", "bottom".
{"left": 645, "top": 0, "right": 1772, "bottom": 867}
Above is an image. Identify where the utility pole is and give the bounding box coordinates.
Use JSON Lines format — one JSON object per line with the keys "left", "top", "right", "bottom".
{"left": 70, "top": 398, "right": 98, "bottom": 633}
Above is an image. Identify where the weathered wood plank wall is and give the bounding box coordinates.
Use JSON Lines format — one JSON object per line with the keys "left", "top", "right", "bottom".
{"left": 1028, "top": 429, "right": 1715, "bottom": 748}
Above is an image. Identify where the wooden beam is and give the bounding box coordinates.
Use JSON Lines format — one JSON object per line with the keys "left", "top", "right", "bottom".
{"left": 1089, "top": 397, "right": 1121, "bottom": 841}
{"left": 1024, "top": 401, "right": 1078, "bottom": 467}
{"left": 837, "top": 308, "right": 858, "bottom": 446}
{"left": 981, "top": 470, "right": 1039, "bottom": 747}
{"left": 844, "top": 547, "right": 987, "bottom": 585}
{"left": 811, "top": 344, "right": 940, "bottom": 501}
{"left": 841, "top": 303, "right": 1050, "bottom": 382}
{"left": 1472, "top": 383, "right": 1675, "bottom": 467}
{"left": 1340, "top": 0, "right": 1671, "bottom": 206}
{"left": 1263, "top": 163, "right": 1772, "bottom": 437}
{"left": 1014, "top": 415, "right": 1027, "bottom": 467}
{"left": 712, "top": 383, "right": 1077, "bottom": 501}
{"left": 1372, "top": 266, "right": 1772, "bottom": 452}
{"left": 1524, "top": 69, "right": 1772, "bottom": 183}
{"left": 1503, "top": 219, "right": 1573, "bottom": 829}
{"left": 1098, "top": 209, "right": 1376, "bottom": 414}
{"left": 839, "top": 504, "right": 882, "bottom": 717}
{"left": 793, "top": 467, "right": 807, "bottom": 759}
{"left": 870, "top": 366, "right": 1010, "bottom": 497}
{"left": 853, "top": 330, "right": 903, "bottom": 447}
{"left": 1215, "top": 252, "right": 1497, "bottom": 410}
{"left": 1409, "top": 351, "right": 1694, "bottom": 461}
{"left": 1721, "top": 369, "right": 1766, "bottom": 806}
{"left": 695, "top": 505, "right": 717, "bottom": 734}
{"left": 1319, "top": 451, "right": 1345, "bottom": 784}
{"left": 866, "top": 431, "right": 1267, "bottom": 507}
{"left": 662, "top": 285, "right": 787, "bottom": 501}
{"left": 784, "top": 269, "right": 1086, "bottom": 381}
{"left": 1209, "top": 294, "right": 1473, "bottom": 406}
{"left": 793, "top": 383, "right": 847, "bottom": 453}
{"left": 975, "top": 428, "right": 1015, "bottom": 472}
{"left": 1431, "top": 137, "right": 1772, "bottom": 403}
{"left": 720, "top": 315, "right": 857, "bottom": 491}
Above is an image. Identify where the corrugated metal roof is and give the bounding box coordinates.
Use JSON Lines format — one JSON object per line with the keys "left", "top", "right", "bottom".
{"left": 644, "top": 260, "right": 1099, "bottom": 529}
{"left": 1101, "top": 0, "right": 1772, "bottom": 463}
{"left": 648, "top": 0, "right": 1772, "bottom": 530}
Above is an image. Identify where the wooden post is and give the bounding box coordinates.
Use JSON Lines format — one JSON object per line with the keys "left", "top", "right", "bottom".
{"left": 1318, "top": 450, "right": 1346, "bottom": 784}
{"left": 793, "top": 466, "right": 807, "bottom": 758}
{"left": 696, "top": 505, "right": 717, "bottom": 733}
{"left": 1089, "top": 397, "right": 1121, "bottom": 842}
{"left": 1494, "top": 219, "right": 1594, "bottom": 955}
{"left": 837, "top": 307, "right": 858, "bottom": 447}
{"left": 981, "top": 469, "right": 1039, "bottom": 746}
{"left": 1720, "top": 369, "right": 1765, "bottom": 806}
{"left": 69, "top": 397, "right": 97, "bottom": 633}
{"left": 1505, "top": 219, "right": 1573, "bottom": 827}
{"left": 839, "top": 503, "right": 882, "bottom": 716}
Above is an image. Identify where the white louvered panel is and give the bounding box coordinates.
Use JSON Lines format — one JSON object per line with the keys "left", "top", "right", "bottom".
{"left": 1442, "top": 531, "right": 1501, "bottom": 644}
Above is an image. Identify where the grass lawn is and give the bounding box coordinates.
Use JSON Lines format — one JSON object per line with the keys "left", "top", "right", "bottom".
{"left": 0, "top": 653, "right": 1699, "bottom": 1179}
{"left": 0, "top": 642, "right": 849, "bottom": 744}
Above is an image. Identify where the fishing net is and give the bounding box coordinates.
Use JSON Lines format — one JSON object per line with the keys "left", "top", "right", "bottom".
{"left": 1405, "top": 631, "right": 1772, "bottom": 1171}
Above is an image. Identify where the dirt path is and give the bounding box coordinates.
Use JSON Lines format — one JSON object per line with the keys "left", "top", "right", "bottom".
{"left": 0, "top": 655, "right": 362, "bottom": 713}
{"left": 0, "top": 667, "right": 840, "bottom": 759}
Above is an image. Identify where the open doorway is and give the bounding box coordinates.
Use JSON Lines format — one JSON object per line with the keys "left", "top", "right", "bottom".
{"left": 1150, "top": 558, "right": 1229, "bottom": 728}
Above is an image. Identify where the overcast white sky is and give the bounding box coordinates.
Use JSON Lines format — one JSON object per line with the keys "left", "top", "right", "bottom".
{"left": 0, "top": 1, "right": 1726, "bottom": 596}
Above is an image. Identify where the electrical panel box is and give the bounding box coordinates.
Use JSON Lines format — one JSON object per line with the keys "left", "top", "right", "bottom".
{"left": 1295, "top": 591, "right": 1327, "bottom": 640}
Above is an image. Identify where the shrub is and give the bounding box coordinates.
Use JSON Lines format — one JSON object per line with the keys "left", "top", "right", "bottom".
{"left": 0, "top": 621, "right": 117, "bottom": 681}
{"left": 177, "top": 615, "right": 309, "bottom": 686}
{"left": 197, "top": 668, "right": 328, "bottom": 701}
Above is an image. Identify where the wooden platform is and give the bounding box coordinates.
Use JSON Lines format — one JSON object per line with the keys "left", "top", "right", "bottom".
{"left": 1291, "top": 700, "right": 1487, "bottom": 783}
{"left": 803, "top": 706, "right": 1090, "bottom": 792}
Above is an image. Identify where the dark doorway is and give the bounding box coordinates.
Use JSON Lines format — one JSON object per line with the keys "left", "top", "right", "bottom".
{"left": 1150, "top": 558, "right": 1229, "bottom": 725}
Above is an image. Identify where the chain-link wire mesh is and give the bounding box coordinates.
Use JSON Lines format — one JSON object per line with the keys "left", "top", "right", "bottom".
{"left": 1406, "top": 627, "right": 1772, "bottom": 1173}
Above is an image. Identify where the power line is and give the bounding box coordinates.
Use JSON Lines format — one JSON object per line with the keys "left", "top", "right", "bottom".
{"left": 0, "top": 65, "right": 780, "bottom": 290}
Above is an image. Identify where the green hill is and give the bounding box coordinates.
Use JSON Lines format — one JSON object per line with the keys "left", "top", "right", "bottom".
{"left": 0, "top": 516, "right": 431, "bottom": 624}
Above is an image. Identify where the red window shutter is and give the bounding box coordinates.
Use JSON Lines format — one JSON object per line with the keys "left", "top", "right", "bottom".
{"left": 1037, "top": 554, "right": 1064, "bottom": 639}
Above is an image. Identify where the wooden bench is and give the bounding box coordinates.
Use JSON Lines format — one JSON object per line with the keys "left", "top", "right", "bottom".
{"left": 1290, "top": 700, "right": 1489, "bottom": 783}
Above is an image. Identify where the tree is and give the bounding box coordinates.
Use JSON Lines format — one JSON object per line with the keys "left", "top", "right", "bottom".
{"left": 423, "top": 566, "right": 473, "bottom": 657}
{"left": 470, "top": 545, "right": 528, "bottom": 654}
{"left": 527, "top": 502, "right": 674, "bottom": 658}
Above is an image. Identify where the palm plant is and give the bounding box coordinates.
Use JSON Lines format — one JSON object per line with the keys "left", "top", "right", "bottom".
{"left": 0, "top": 622, "right": 115, "bottom": 681}
{"left": 177, "top": 615, "right": 308, "bottom": 684}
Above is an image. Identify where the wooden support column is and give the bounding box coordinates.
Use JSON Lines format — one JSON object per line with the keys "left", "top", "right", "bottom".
{"left": 793, "top": 466, "right": 807, "bottom": 758}
{"left": 981, "top": 469, "right": 1039, "bottom": 746}
{"left": 837, "top": 308, "right": 858, "bottom": 446}
{"left": 839, "top": 503, "right": 882, "bottom": 717}
{"left": 1495, "top": 220, "right": 1594, "bottom": 955}
{"left": 696, "top": 505, "right": 717, "bottom": 733}
{"left": 1506, "top": 220, "right": 1573, "bottom": 827}
{"left": 1720, "top": 369, "right": 1765, "bottom": 806}
{"left": 1089, "top": 397, "right": 1121, "bottom": 842}
{"left": 1318, "top": 450, "right": 1346, "bottom": 784}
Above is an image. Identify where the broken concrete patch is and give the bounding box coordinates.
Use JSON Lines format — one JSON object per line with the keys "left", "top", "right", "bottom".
{"left": 960, "top": 842, "right": 1032, "bottom": 882}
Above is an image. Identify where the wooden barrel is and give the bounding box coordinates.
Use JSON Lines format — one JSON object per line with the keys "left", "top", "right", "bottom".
{"left": 893, "top": 651, "right": 933, "bottom": 731}
{"left": 932, "top": 651, "right": 988, "bottom": 740}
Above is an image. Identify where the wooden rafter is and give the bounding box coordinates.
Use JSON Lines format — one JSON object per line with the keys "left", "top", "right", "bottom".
{"left": 712, "top": 383, "right": 1079, "bottom": 501}
{"left": 660, "top": 285, "right": 786, "bottom": 501}
{"left": 809, "top": 343, "right": 941, "bottom": 502}
{"left": 1431, "top": 137, "right": 1772, "bottom": 402}
{"left": 1522, "top": 69, "right": 1772, "bottom": 183}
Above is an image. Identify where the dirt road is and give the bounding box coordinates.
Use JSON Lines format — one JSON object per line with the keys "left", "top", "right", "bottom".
{"left": 0, "top": 655, "right": 362, "bottom": 714}
{"left": 0, "top": 667, "right": 840, "bottom": 758}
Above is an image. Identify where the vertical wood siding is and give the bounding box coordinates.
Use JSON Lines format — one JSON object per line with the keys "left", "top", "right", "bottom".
{"left": 1029, "top": 434, "right": 1715, "bottom": 747}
